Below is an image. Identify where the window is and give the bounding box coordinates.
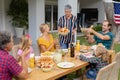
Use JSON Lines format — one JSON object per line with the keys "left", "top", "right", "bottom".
{"left": 45, "top": 5, "right": 58, "bottom": 31}
{"left": 81, "top": 8, "right": 98, "bottom": 27}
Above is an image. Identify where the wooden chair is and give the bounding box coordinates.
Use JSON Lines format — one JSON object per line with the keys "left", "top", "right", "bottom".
{"left": 109, "top": 52, "right": 120, "bottom": 80}
{"left": 96, "top": 62, "right": 116, "bottom": 80}
{"left": 83, "top": 62, "right": 116, "bottom": 80}
{"left": 108, "top": 50, "right": 116, "bottom": 63}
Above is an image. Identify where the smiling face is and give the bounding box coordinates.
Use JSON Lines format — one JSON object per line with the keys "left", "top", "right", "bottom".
{"left": 102, "top": 21, "right": 110, "bottom": 32}
{"left": 65, "top": 9, "right": 71, "bottom": 18}
{"left": 44, "top": 24, "right": 50, "bottom": 33}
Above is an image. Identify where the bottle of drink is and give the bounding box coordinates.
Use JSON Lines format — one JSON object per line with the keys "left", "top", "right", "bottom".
{"left": 29, "top": 54, "right": 35, "bottom": 68}
{"left": 70, "top": 43, "right": 75, "bottom": 57}
{"left": 68, "top": 43, "right": 71, "bottom": 56}
{"left": 76, "top": 40, "right": 80, "bottom": 51}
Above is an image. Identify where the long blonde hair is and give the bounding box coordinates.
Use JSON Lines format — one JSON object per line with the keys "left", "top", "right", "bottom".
{"left": 39, "top": 24, "right": 48, "bottom": 33}
{"left": 20, "top": 35, "right": 30, "bottom": 51}
{"left": 95, "top": 46, "right": 109, "bottom": 63}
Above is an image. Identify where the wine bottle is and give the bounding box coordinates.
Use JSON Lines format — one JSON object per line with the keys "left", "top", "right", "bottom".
{"left": 70, "top": 43, "right": 75, "bottom": 57}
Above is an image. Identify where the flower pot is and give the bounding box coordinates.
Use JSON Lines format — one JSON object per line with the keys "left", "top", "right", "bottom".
{"left": 15, "top": 27, "right": 24, "bottom": 38}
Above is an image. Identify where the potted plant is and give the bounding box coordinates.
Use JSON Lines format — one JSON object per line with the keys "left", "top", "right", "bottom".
{"left": 7, "top": 0, "right": 28, "bottom": 37}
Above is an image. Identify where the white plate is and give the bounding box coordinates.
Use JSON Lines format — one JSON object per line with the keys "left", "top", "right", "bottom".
{"left": 82, "top": 53, "right": 94, "bottom": 58}
{"left": 90, "top": 45, "right": 97, "bottom": 50}
{"left": 57, "top": 62, "right": 75, "bottom": 68}
{"left": 80, "top": 50, "right": 88, "bottom": 53}
{"left": 61, "top": 49, "right": 68, "bottom": 53}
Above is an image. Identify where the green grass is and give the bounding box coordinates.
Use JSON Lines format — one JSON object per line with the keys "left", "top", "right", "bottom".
{"left": 113, "top": 44, "right": 120, "bottom": 53}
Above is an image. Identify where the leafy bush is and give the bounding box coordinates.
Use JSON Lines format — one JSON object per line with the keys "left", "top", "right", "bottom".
{"left": 7, "top": 0, "right": 28, "bottom": 29}
{"left": 93, "top": 24, "right": 102, "bottom": 32}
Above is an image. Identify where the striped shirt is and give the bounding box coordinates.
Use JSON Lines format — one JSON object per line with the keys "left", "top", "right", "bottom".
{"left": 58, "top": 15, "right": 77, "bottom": 43}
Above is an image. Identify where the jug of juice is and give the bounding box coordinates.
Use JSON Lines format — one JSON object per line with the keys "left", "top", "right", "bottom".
{"left": 76, "top": 40, "right": 80, "bottom": 51}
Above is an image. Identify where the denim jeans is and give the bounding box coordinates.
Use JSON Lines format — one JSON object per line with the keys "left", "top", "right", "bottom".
{"left": 60, "top": 42, "right": 68, "bottom": 49}
{"left": 86, "top": 68, "right": 97, "bottom": 80}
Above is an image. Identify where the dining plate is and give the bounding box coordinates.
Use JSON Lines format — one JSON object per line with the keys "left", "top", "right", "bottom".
{"left": 57, "top": 62, "right": 75, "bottom": 68}
{"left": 82, "top": 53, "right": 94, "bottom": 58}
{"left": 80, "top": 50, "right": 88, "bottom": 53}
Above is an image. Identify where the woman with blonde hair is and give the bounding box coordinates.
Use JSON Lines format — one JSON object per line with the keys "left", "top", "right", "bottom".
{"left": 38, "top": 24, "right": 57, "bottom": 53}
{"left": 79, "top": 46, "right": 109, "bottom": 80}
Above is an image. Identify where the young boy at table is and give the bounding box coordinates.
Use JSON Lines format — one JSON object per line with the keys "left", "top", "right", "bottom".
{"left": 79, "top": 46, "right": 109, "bottom": 80}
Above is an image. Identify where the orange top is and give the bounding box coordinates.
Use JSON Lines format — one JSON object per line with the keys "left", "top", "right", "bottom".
{"left": 38, "top": 34, "right": 55, "bottom": 53}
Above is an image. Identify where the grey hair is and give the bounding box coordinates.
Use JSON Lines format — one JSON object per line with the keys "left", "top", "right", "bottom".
{"left": 0, "top": 31, "right": 11, "bottom": 50}
{"left": 64, "top": 4, "right": 72, "bottom": 11}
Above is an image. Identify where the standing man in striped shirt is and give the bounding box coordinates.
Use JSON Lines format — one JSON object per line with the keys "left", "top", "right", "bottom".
{"left": 58, "top": 4, "right": 77, "bottom": 49}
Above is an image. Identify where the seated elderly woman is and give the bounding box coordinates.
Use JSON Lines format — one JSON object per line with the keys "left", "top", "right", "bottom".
{"left": 38, "top": 24, "right": 57, "bottom": 53}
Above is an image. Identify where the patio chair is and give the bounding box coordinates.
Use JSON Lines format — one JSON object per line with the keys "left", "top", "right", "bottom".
{"left": 96, "top": 61, "right": 116, "bottom": 80}
{"left": 108, "top": 50, "right": 116, "bottom": 63}
{"left": 83, "top": 62, "right": 116, "bottom": 80}
{"left": 109, "top": 52, "right": 120, "bottom": 80}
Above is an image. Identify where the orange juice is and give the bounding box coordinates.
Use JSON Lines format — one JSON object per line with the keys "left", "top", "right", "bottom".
{"left": 29, "top": 54, "right": 35, "bottom": 68}
{"left": 76, "top": 40, "right": 80, "bottom": 51}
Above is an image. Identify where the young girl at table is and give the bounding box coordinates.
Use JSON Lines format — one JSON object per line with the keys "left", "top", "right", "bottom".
{"left": 79, "top": 46, "right": 109, "bottom": 80}
{"left": 17, "top": 34, "right": 34, "bottom": 61}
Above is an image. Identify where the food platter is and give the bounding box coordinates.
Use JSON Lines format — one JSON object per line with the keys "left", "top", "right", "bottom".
{"left": 58, "top": 27, "right": 69, "bottom": 35}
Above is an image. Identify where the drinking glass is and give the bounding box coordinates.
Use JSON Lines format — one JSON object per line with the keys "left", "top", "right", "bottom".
{"left": 53, "top": 52, "right": 62, "bottom": 63}
{"left": 55, "top": 38, "right": 61, "bottom": 50}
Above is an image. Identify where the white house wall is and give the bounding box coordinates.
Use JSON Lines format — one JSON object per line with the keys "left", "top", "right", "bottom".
{"left": 0, "top": 0, "right": 5, "bottom": 31}
{"left": 0, "top": 0, "right": 14, "bottom": 35}
{"left": 80, "top": 0, "right": 106, "bottom": 23}
{"left": 0, "top": 0, "right": 3, "bottom": 31}
{"left": 28, "top": 0, "right": 45, "bottom": 44}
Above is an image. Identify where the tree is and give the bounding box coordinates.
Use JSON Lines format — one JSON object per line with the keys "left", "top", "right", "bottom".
{"left": 7, "top": 0, "right": 28, "bottom": 29}
{"left": 103, "top": 0, "right": 120, "bottom": 42}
